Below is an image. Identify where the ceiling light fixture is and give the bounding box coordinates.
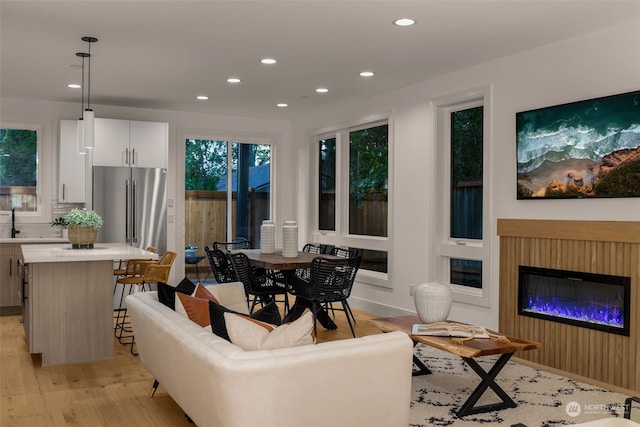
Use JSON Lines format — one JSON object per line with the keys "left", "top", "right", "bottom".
{"left": 79, "top": 36, "right": 98, "bottom": 149}
{"left": 360, "top": 71, "right": 375, "bottom": 77}
{"left": 260, "top": 58, "right": 277, "bottom": 65}
{"left": 316, "top": 88, "right": 329, "bottom": 93}
{"left": 196, "top": 95, "right": 209, "bottom": 100}
{"left": 67, "top": 83, "right": 81, "bottom": 89}
{"left": 226, "top": 77, "right": 242, "bottom": 83}
{"left": 75, "top": 50, "right": 90, "bottom": 154}
{"left": 394, "top": 18, "right": 415, "bottom": 26}
{"left": 276, "top": 103, "right": 288, "bottom": 108}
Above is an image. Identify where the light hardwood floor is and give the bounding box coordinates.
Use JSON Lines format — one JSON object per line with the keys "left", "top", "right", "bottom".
{"left": 1, "top": 304, "right": 384, "bottom": 426}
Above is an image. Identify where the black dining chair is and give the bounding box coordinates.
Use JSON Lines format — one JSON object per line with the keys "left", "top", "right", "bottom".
{"left": 296, "top": 255, "right": 361, "bottom": 338}
{"left": 330, "top": 246, "right": 361, "bottom": 258}
{"left": 227, "top": 252, "right": 289, "bottom": 315}
{"left": 204, "top": 246, "right": 237, "bottom": 283}
{"left": 290, "top": 243, "right": 327, "bottom": 293}
{"left": 213, "top": 238, "right": 251, "bottom": 252}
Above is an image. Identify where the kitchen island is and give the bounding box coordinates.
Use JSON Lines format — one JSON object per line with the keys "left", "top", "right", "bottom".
{"left": 20, "top": 243, "right": 158, "bottom": 366}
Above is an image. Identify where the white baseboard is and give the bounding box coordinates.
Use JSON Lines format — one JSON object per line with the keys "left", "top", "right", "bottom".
{"left": 348, "top": 296, "right": 415, "bottom": 318}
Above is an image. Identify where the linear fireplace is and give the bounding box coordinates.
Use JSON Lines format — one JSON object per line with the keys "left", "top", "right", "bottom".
{"left": 518, "top": 266, "right": 630, "bottom": 336}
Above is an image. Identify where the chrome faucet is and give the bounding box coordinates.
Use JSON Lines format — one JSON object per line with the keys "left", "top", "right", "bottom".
{"left": 11, "top": 208, "right": 19, "bottom": 238}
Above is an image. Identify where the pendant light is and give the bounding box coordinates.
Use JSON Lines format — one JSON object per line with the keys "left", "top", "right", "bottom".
{"left": 75, "top": 51, "right": 89, "bottom": 154}
{"left": 81, "top": 36, "right": 98, "bottom": 149}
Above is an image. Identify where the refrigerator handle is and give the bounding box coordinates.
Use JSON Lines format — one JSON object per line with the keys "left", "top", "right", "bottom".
{"left": 125, "top": 180, "right": 131, "bottom": 243}
{"left": 132, "top": 180, "right": 138, "bottom": 243}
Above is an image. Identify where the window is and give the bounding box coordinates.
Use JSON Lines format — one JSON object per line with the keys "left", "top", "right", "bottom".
{"left": 184, "top": 138, "right": 272, "bottom": 258}
{"left": 434, "top": 86, "right": 490, "bottom": 306}
{"left": 450, "top": 106, "right": 483, "bottom": 240}
{"left": 349, "top": 124, "right": 388, "bottom": 237}
{"left": 0, "top": 128, "right": 39, "bottom": 212}
{"left": 318, "top": 137, "right": 336, "bottom": 231}
{"left": 313, "top": 120, "right": 389, "bottom": 277}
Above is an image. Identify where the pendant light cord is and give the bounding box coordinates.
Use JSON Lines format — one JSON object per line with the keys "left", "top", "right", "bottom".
{"left": 81, "top": 54, "right": 85, "bottom": 118}
{"left": 87, "top": 40, "right": 91, "bottom": 110}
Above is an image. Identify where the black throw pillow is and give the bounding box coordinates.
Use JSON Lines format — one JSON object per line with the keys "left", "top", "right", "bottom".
{"left": 209, "top": 301, "right": 282, "bottom": 342}
{"left": 157, "top": 277, "right": 197, "bottom": 310}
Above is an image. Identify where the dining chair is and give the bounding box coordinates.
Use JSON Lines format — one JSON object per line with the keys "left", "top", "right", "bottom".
{"left": 330, "top": 246, "right": 361, "bottom": 258}
{"left": 289, "top": 243, "right": 327, "bottom": 294}
{"left": 213, "top": 238, "right": 251, "bottom": 252}
{"left": 296, "top": 255, "right": 362, "bottom": 338}
{"left": 227, "top": 252, "right": 289, "bottom": 315}
{"left": 204, "top": 245, "right": 237, "bottom": 283}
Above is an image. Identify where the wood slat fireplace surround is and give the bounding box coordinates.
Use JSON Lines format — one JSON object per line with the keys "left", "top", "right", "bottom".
{"left": 497, "top": 219, "right": 640, "bottom": 393}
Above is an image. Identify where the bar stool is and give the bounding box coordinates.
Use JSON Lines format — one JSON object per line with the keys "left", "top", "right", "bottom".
{"left": 113, "top": 246, "right": 157, "bottom": 339}
{"left": 114, "top": 250, "right": 176, "bottom": 354}
{"left": 119, "top": 262, "right": 174, "bottom": 354}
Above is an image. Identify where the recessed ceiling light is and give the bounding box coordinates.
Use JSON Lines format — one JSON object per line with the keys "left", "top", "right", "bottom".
{"left": 359, "top": 71, "right": 375, "bottom": 77}
{"left": 196, "top": 95, "right": 209, "bottom": 100}
{"left": 315, "top": 88, "right": 329, "bottom": 93}
{"left": 276, "top": 103, "right": 288, "bottom": 108}
{"left": 226, "top": 77, "right": 242, "bottom": 83}
{"left": 260, "top": 58, "right": 277, "bottom": 65}
{"left": 67, "top": 83, "right": 81, "bottom": 89}
{"left": 394, "top": 18, "right": 415, "bottom": 26}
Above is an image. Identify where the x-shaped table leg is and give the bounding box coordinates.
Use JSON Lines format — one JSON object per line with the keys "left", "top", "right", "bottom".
{"left": 412, "top": 342, "right": 432, "bottom": 376}
{"left": 456, "top": 353, "right": 517, "bottom": 417}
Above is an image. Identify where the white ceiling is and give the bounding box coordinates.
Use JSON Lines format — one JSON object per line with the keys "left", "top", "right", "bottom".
{"left": 2, "top": 0, "right": 639, "bottom": 120}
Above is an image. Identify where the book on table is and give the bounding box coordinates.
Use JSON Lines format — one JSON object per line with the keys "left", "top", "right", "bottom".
{"left": 411, "top": 323, "right": 490, "bottom": 338}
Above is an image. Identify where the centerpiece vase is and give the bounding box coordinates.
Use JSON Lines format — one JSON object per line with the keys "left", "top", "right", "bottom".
{"left": 414, "top": 282, "right": 453, "bottom": 324}
{"left": 260, "top": 220, "right": 276, "bottom": 254}
{"left": 282, "top": 220, "right": 298, "bottom": 258}
{"left": 67, "top": 225, "right": 99, "bottom": 249}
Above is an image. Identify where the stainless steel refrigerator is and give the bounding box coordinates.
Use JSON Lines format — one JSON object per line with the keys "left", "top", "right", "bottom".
{"left": 92, "top": 166, "right": 167, "bottom": 255}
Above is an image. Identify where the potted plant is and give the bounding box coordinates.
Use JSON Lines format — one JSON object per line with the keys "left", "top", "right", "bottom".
{"left": 60, "top": 208, "right": 104, "bottom": 249}
{"left": 50, "top": 216, "right": 70, "bottom": 238}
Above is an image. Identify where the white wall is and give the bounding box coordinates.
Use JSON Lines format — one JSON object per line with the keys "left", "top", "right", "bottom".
{"left": 0, "top": 98, "right": 294, "bottom": 283}
{"left": 291, "top": 20, "right": 640, "bottom": 328}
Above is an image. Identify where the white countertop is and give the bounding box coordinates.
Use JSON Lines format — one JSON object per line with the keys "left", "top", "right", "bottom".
{"left": 0, "top": 237, "right": 69, "bottom": 244}
{"left": 21, "top": 243, "right": 159, "bottom": 263}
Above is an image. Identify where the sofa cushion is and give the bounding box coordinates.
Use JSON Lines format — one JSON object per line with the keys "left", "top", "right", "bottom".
{"left": 224, "top": 310, "right": 316, "bottom": 350}
{"left": 174, "top": 283, "right": 220, "bottom": 317}
{"left": 157, "top": 277, "right": 197, "bottom": 310}
{"left": 209, "top": 300, "right": 282, "bottom": 341}
{"left": 176, "top": 293, "right": 211, "bottom": 327}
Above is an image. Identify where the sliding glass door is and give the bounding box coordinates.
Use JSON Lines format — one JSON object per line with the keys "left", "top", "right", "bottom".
{"left": 185, "top": 139, "right": 271, "bottom": 253}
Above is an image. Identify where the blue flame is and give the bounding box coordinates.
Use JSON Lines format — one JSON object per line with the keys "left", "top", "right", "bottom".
{"left": 523, "top": 296, "right": 624, "bottom": 328}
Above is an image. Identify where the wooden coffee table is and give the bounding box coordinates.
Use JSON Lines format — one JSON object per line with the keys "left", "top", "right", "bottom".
{"left": 369, "top": 314, "right": 540, "bottom": 418}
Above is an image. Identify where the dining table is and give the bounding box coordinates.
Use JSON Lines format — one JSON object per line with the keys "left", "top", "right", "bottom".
{"left": 236, "top": 249, "right": 342, "bottom": 328}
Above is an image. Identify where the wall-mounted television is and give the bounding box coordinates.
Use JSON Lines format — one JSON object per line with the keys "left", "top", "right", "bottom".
{"left": 516, "top": 90, "right": 640, "bottom": 199}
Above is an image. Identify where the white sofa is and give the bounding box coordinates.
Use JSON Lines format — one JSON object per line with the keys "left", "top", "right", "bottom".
{"left": 126, "top": 281, "right": 414, "bottom": 427}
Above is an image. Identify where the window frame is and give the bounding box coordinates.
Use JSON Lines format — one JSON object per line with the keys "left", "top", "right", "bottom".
{"left": 0, "top": 118, "right": 52, "bottom": 223}
{"left": 432, "top": 86, "right": 492, "bottom": 307}
{"left": 310, "top": 114, "right": 392, "bottom": 288}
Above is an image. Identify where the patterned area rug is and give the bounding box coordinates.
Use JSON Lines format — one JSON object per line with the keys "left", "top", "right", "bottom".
{"left": 410, "top": 344, "right": 634, "bottom": 426}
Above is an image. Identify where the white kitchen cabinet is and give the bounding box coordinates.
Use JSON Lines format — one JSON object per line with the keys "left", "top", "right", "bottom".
{"left": 92, "top": 118, "right": 167, "bottom": 168}
{"left": 130, "top": 120, "right": 167, "bottom": 168}
{"left": 58, "top": 120, "right": 86, "bottom": 203}
{"left": 93, "top": 118, "right": 130, "bottom": 167}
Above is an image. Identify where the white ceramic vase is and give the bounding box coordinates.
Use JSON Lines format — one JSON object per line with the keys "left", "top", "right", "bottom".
{"left": 414, "top": 282, "right": 453, "bottom": 324}
{"left": 260, "top": 220, "right": 275, "bottom": 254}
{"left": 282, "top": 220, "right": 298, "bottom": 258}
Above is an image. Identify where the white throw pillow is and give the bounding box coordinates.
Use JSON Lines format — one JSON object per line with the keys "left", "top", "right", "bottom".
{"left": 224, "top": 311, "right": 316, "bottom": 350}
